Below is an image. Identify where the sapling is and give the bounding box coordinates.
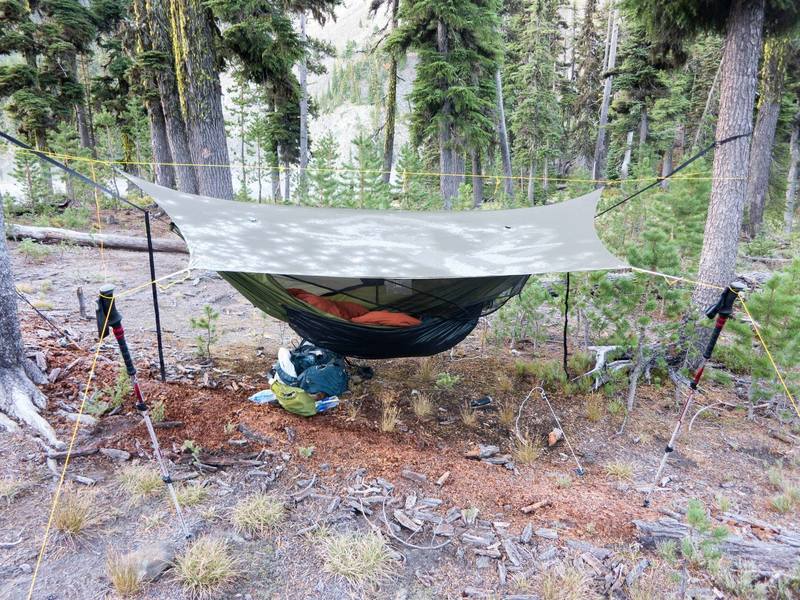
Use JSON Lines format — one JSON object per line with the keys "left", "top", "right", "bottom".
{"left": 190, "top": 305, "right": 219, "bottom": 360}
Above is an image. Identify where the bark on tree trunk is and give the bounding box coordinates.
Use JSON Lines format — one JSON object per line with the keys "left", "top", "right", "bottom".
{"left": 272, "top": 143, "right": 282, "bottom": 202}
{"left": 150, "top": 0, "right": 198, "bottom": 194}
{"left": 471, "top": 149, "right": 483, "bottom": 208}
{"left": 745, "top": 38, "right": 787, "bottom": 239}
{"left": 495, "top": 69, "right": 515, "bottom": 199}
{"left": 527, "top": 161, "right": 536, "bottom": 205}
{"left": 638, "top": 107, "right": 648, "bottom": 153}
{"left": 692, "top": 0, "right": 765, "bottom": 309}
{"left": 660, "top": 148, "right": 673, "bottom": 190}
{"left": 592, "top": 8, "right": 618, "bottom": 184}
{"left": 437, "top": 20, "right": 459, "bottom": 208}
{"left": 382, "top": 0, "right": 399, "bottom": 186}
{"left": 784, "top": 116, "right": 799, "bottom": 235}
{"left": 620, "top": 130, "right": 634, "bottom": 179}
{"left": 146, "top": 98, "right": 177, "bottom": 189}
{"left": 0, "top": 204, "right": 62, "bottom": 447}
{"left": 170, "top": 0, "right": 233, "bottom": 200}
{"left": 298, "top": 12, "right": 309, "bottom": 193}
{"left": 283, "top": 153, "right": 291, "bottom": 202}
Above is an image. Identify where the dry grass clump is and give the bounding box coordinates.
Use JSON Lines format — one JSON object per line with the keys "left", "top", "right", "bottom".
{"left": 604, "top": 461, "right": 634, "bottom": 481}
{"left": 320, "top": 530, "right": 394, "bottom": 586}
{"left": 0, "top": 478, "right": 26, "bottom": 505}
{"left": 498, "top": 400, "right": 516, "bottom": 427}
{"left": 174, "top": 536, "right": 239, "bottom": 599}
{"left": 380, "top": 402, "right": 401, "bottom": 433}
{"left": 53, "top": 488, "right": 97, "bottom": 537}
{"left": 174, "top": 483, "right": 208, "bottom": 508}
{"left": 231, "top": 494, "right": 285, "bottom": 536}
{"left": 460, "top": 401, "right": 477, "bottom": 427}
{"left": 105, "top": 549, "right": 142, "bottom": 597}
{"left": 416, "top": 356, "right": 438, "bottom": 385}
{"left": 117, "top": 465, "right": 163, "bottom": 502}
{"left": 513, "top": 436, "right": 543, "bottom": 465}
{"left": 540, "top": 563, "right": 598, "bottom": 600}
{"left": 585, "top": 394, "right": 603, "bottom": 422}
{"left": 410, "top": 391, "right": 433, "bottom": 419}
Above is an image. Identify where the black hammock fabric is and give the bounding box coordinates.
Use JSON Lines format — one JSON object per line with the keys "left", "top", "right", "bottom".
{"left": 285, "top": 306, "right": 482, "bottom": 359}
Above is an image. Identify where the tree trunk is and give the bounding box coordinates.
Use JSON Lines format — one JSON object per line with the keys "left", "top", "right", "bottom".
{"left": 660, "top": 147, "right": 673, "bottom": 190}
{"left": 7, "top": 223, "right": 188, "bottom": 253}
{"left": 170, "top": 0, "right": 233, "bottom": 200}
{"left": 692, "top": 0, "right": 765, "bottom": 309}
{"left": 382, "top": 0, "right": 399, "bottom": 185}
{"left": 437, "top": 20, "right": 459, "bottom": 208}
{"left": 79, "top": 54, "right": 96, "bottom": 150}
{"left": 283, "top": 152, "right": 291, "bottom": 202}
{"left": 272, "top": 142, "right": 282, "bottom": 202}
{"left": 620, "top": 130, "right": 634, "bottom": 179}
{"left": 146, "top": 98, "right": 177, "bottom": 188}
{"left": 149, "top": 0, "right": 198, "bottom": 194}
{"left": 471, "top": 149, "right": 483, "bottom": 208}
{"left": 527, "top": 161, "right": 536, "bottom": 205}
{"left": 66, "top": 53, "right": 92, "bottom": 150}
{"left": 0, "top": 204, "right": 63, "bottom": 448}
{"left": 691, "top": 60, "right": 722, "bottom": 153}
{"left": 495, "top": 69, "right": 514, "bottom": 198}
{"left": 298, "top": 12, "right": 309, "bottom": 192}
{"left": 784, "top": 116, "right": 799, "bottom": 235}
{"left": 745, "top": 38, "right": 787, "bottom": 239}
{"left": 638, "top": 107, "right": 648, "bottom": 151}
{"left": 591, "top": 8, "right": 619, "bottom": 184}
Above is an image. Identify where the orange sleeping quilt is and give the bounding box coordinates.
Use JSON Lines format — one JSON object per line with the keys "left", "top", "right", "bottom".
{"left": 287, "top": 288, "right": 422, "bottom": 327}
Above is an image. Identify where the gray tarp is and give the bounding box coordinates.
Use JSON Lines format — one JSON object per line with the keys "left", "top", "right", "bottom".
{"left": 125, "top": 174, "right": 628, "bottom": 279}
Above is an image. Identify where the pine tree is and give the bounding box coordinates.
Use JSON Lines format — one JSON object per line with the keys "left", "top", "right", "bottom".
{"left": 341, "top": 132, "right": 391, "bottom": 209}
{"left": 570, "top": 0, "right": 603, "bottom": 165}
{"left": 387, "top": 0, "right": 502, "bottom": 207}
{"left": 393, "top": 142, "right": 435, "bottom": 209}
{"left": 308, "top": 132, "right": 343, "bottom": 206}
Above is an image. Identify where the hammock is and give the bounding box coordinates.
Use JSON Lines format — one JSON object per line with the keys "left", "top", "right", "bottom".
{"left": 124, "top": 174, "right": 628, "bottom": 359}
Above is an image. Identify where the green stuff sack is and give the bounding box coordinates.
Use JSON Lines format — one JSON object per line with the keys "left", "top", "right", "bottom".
{"left": 271, "top": 380, "right": 317, "bottom": 417}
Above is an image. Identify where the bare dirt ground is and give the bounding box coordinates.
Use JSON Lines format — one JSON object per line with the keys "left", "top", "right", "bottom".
{"left": 2, "top": 213, "right": 800, "bottom": 599}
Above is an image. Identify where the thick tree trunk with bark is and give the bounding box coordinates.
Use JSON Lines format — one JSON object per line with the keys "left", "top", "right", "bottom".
{"left": 592, "top": 8, "right": 618, "bottom": 184}
{"left": 382, "top": 0, "right": 399, "bottom": 185}
{"left": 145, "top": 98, "right": 177, "bottom": 188}
{"left": 745, "top": 38, "right": 787, "bottom": 239}
{"left": 0, "top": 205, "right": 62, "bottom": 448}
{"left": 437, "top": 20, "right": 459, "bottom": 208}
{"left": 149, "top": 0, "right": 198, "bottom": 194}
{"left": 784, "top": 116, "right": 799, "bottom": 234}
{"left": 692, "top": 0, "right": 765, "bottom": 309}
{"left": 495, "top": 69, "right": 514, "bottom": 198}
{"left": 170, "top": 0, "right": 233, "bottom": 200}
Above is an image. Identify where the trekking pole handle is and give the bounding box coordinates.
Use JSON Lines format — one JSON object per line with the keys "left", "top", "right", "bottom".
{"left": 700, "top": 282, "right": 746, "bottom": 362}
{"left": 96, "top": 285, "right": 136, "bottom": 378}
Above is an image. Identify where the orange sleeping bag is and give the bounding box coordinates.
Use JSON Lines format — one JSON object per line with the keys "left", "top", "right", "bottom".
{"left": 287, "top": 288, "right": 421, "bottom": 327}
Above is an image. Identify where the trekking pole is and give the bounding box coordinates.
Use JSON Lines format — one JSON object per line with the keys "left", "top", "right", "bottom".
{"left": 96, "top": 285, "right": 191, "bottom": 538}
{"left": 642, "top": 281, "right": 746, "bottom": 508}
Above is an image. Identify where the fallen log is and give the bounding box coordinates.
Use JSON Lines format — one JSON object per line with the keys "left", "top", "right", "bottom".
{"left": 635, "top": 517, "right": 800, "bottom": 574}
{"left": 7, "top": 224, "right": 187, "bottom": 254}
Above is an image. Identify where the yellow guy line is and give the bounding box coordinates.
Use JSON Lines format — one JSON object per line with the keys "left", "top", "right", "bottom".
{"left": 13, "top": 147, "right": 746, "bottom": 186}
{"left": 27, "top": 301, "right": 113, "bottom": 600}
{"left": 630, "top": 266, "right": 727, "bottom": 291}
{"left": 738, "top": 295, "right": 800, "bottom": 419}
{"left": 26, "top": 266, "right": 191, "bottom": 597}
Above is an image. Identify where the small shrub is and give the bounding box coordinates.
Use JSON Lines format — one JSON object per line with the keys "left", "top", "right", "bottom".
{"left": 528, "top": 359, "right": 567, "bottom": 389}
{"left": 174, "top": 536, "right": 238, "bottom": 598}
{"left": 320, "top": 531, "right": 394, "bottom": 586}
{"left": 540, "top": 563, "right": 596, "bottom": 600}
{"left": 190, "top": 305, "right": 219, "bottom": 360}
{"left": 498, "top": 400, "right": 516, "bottom": 427}
{"left": 150, "top": 399, "right": 166, "bottom": 423}
{"left": 410, "top": 391, "right": 433, "bottom": 419}
{"left": 513, "top": 436, "right": 543, "bottom": 465}
{"left": 714, "top": 494, "right": 731, "bottom": 513}
{"left": 435, "top": 372, "right": 460, "bottom": 390}
{"left": 298, "top": 445, "right": 315, "bottom": 458}
{"left": 17, "top": 238, "right": 52, "bottom": 261}
{"left": 497, "top": 373, "right": 514, "bottom": 393}
{"left": 104, "top": 370, "right": 131, "bottom": 410}
{"left": 231, "top": 494, "right": 284, "bottom": 536}
{"left": 656, "top": 539, "right": 678, "bottom": 565}
{"left": 380, "top": 402, "right": 400, "bottom": 433}
{"left": 118, "top": 465, "right": 163, "bottom": 502}
{"left": 567, "top": 350, "right": 594, "bottom": 377}
{"left": 174, "top": 483, "right": 208, "bottom": 508}
{"left": 0, "top": 478, "right": 25, "bottom": 505}
{"left": 53, "top": 488, "right": 96, "bottom": 537}
{"left": 105, "top": 549, "right": 142, "bottom": 597}
{"left": 555, "top": 474, "right": 572, "bottom": 488}
{"left": 604, "top": 461, "right": 633, "bottom": 481}
{"left": 181, "top": 439, "right": 202, "bottom": 461}
{"left": 459, "top": 401, "right": 477, "bottom": 427}
{"left": 607, "top": 398, "right": 625, "bottom": 417}
{"left": 767, "top": 462, "right": 785, "bottom": 489}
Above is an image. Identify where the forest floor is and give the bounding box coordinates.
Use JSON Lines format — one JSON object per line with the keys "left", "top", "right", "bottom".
{"left": 2, "top": 214, "right": 800, "bottom": 599}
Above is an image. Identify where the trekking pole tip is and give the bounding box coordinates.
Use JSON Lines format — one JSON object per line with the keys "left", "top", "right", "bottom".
{"left": 575, "top": 467, "right": 585, "bottom": 477}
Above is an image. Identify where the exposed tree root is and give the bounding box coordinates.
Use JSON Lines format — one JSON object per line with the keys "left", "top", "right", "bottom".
{"left": 0, "top": 366, "right": 64, "bottom": 449}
